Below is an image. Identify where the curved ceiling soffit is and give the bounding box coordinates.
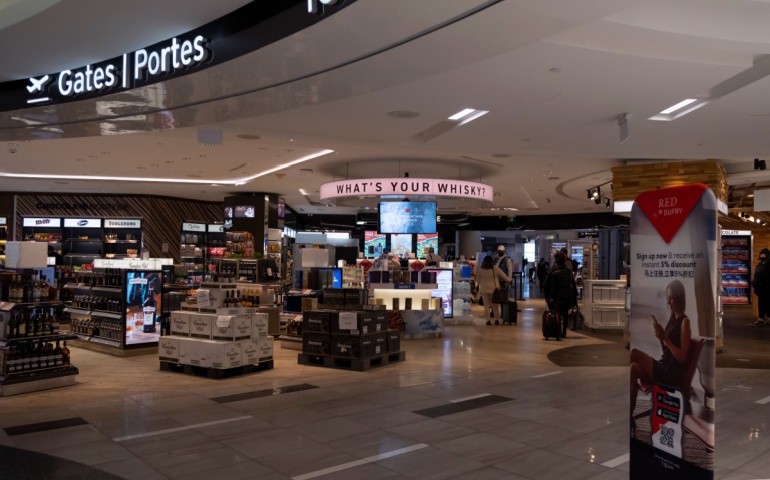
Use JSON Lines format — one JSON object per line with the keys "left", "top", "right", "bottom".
{"left": 0, "top": 0, "right": 504, "bottom": 136}
{"left": 554, "top": 168, "right": 614, "bottom": 203}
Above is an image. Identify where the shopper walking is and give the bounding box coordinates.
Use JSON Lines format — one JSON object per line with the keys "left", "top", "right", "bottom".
{"left": 752, "top": 248, "right": 770, "bottom": 326}
{"left": 536, "top": 258, "right": 549, "bottom": 293}
{"left": 543, "top": 252, "right": 577, "bottom": 338}
{"left": 425, "top": 247, "right": 443, "bottom": 266}
{"left": 476, "top": 255, "right": 508, "bottom": 325}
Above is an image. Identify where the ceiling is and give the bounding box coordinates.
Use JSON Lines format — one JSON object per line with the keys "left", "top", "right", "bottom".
{"left": 3, "top": 0, "right": 770, "bottom": 224}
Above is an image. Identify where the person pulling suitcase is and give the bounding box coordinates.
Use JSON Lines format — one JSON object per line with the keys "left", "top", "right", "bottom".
{"left": 543, "top": 252, "right": 577, "bottom": 339}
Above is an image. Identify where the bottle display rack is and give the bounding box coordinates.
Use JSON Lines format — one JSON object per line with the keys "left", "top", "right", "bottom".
{"left": 722, "top": 233, "right": 751, "bottom": 305}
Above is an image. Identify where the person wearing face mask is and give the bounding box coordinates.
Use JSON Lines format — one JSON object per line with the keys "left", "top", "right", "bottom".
{"left": 751, "top": 248, "right": 770, "bottom": 326}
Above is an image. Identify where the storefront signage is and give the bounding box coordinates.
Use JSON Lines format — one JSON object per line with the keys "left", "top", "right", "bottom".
{"left": 308, "top": 0, "right": 346, "bottom": 14}
{"left": 394, "top": 284, "right": 416, "bottom": 290}
{"left": 26, "top": 35, "right": 210, "bottom": 106}
{"left": 94, "top": 258, "right": 173, "bottom": 270}
{"left": 0, "top": 217, "right": 6, "bottom": 225}
{"left": 630, "top": 184, "right": 716, "bottom": 479}
{"left": 721, "top": 229, "right": 751, "bottom": 236}
{"left": 0, "top": 0, "right": 358, "bottom": 112}
{"left": 208, "top": 224, "right": 224, "bottom": 233}
{"left": 320, "top": 178, "right": 493, "bottom": 202}
{"left": 182, "top": 222, "right": 206, "bottom": 233}
{"left": 105, "top": 219, "right": 142, "bottom": 229}
{"left": 64, "top": 218, "right": 102, "bottom": 228}
{"left": 578, "top": 231, "right": 599, "bottom": 238}
{"left": 35, "top": 202, "right": 129, "bottom": 211}
{"left": 22, "top": 217, "right": 61, "bottom": 227}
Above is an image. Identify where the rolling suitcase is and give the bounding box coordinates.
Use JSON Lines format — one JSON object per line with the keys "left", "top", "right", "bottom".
{"left": 501, "top": 300, "right": 518, "bottom": 325}
{"left": 542, "top": 310, "right": 562, "bottom": 340}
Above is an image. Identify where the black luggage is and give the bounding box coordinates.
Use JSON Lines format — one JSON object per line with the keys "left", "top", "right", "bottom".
{"left": 501, "top": 300, "right": 518, "bottom": 325}
{"left": 568, "top": 305, "right": 584, "bottom": 330}
{"left": 542, "top": 310, "right": 562, "bottom": 340}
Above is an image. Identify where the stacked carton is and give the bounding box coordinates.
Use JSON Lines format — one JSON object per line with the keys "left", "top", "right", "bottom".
{"left": 301, "top": 310, "right": 400, "bottom": 359}
{"left": 160, "top": 310, "right": 273, "bottom": 369}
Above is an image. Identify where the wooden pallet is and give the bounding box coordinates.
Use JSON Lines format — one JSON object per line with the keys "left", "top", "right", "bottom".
{"left": 297, "top": 351, "right": 405, "bottom": 372}
{"left": 159, "top": 360, "right": 273, "bottom": 379}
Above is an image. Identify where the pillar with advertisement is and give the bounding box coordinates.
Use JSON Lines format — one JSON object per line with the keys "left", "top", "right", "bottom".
{"left": 629, "top": 184, "right": 716, "bottom": 479}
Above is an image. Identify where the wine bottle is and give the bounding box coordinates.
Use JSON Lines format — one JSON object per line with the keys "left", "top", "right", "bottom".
{"left": 142, "top": 286, "right": 156, "bottom": 333}
{"left": 54, "top": 340, "right": 63, "bottom": 366}
{"left": 61, "top": 341, "right": 70, "bottom": 366}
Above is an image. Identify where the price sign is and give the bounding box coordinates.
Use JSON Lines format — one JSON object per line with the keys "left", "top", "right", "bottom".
{"left": 196, "top": 290, "right": 211, "bottom": 307}
{"left": 338, "top": 311, "right": 358, "bottom": 330}
{"left": 216, "top": 315, "right": 233, "bottom": 328}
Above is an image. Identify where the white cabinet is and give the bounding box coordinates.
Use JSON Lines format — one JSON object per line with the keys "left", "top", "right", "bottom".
{"left": 583, "top": 280, "right": 627, "bottom": 329}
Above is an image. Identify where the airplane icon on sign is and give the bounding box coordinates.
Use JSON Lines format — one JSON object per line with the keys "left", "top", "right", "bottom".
{"left": 26, "top": 75, "right": 50, "bottom": 93}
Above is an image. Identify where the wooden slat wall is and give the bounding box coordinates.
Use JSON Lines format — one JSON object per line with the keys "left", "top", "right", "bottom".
{"left": 612, "top": 160, "right": 728, "bottom": 203}
{"left": 14, "top": 194, "right": 223, "bottom": 263}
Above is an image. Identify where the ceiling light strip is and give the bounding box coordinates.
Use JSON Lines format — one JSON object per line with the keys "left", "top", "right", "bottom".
{"left": 0, "top": 149, "right": 334, "bottom": 186}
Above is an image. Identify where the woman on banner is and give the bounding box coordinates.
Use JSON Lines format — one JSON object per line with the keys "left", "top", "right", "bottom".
{"left": 629, "top": 279, "right": 692, "bottom": 438}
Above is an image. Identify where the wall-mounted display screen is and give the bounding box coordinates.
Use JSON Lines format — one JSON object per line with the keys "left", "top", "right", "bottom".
{"left": 365, "top": 231, "right": 386, "bottom": 258}
{"left": 390, "top": 234, "right": 413, "bottom": 259}
{"left": 379, "top": 201, "right": 436, "bottom": 234}
{"left": 224, "top": 207, "right": 233, "bottom": 219}
{"left": 125, "top": 271, "right": 162, "bottom": 346}
{"left": 417, "top": 233, "right": 439, "bottom": 258}
{"left": 234, "top": 206, "right": 255, "bottom": 218}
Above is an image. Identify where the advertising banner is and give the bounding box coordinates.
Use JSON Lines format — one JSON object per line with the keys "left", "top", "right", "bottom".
{"left": 630, "top": 184, "right": 716, "bottom": 479}
{"left": 417, "top": 234, "right": 439, "bottom": 258}
{"left": 364, "top": 231, "right": 386, "bottom": 258}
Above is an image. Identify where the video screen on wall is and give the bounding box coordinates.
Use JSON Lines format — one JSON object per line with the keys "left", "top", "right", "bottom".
{"left": 417, "top": 233, "right": 439, "bottom": 258}
{"left": 365, "top": 231, "right": 387, "bottom": 258}
{"left": 390, "top": 234, "right": 413, "bottom": 259}
{"left": 234, "top": 205, "right": 255, "bottom": 218}
{"left": 379, "top": 201, "right": 436, "bottom": 234}
{"left": 125, "top": 271, "right": 162, "bottom": 346}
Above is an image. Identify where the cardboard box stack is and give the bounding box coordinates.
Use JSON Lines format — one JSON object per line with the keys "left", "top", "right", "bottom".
{"left": 301, "top": 309, "right": 400, "bottom": 359}
{"left": 160, "top": 311, "right": 273, "bottom": 369}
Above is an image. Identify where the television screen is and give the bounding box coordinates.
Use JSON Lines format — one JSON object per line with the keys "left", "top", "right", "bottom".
{"left": 390, "top": 234, "right": 413, "bottom": 258}
{"left": 364, "top": 231, "right": 386, "bottom": 258}
{"left": 235, "top": 205, "right": 255, "bottom": 218}
{"left": 379, "top": 201, "right": 436, "bottom": 234}
{"left": 417, "top": 233, "right": 439, "bottom": 258}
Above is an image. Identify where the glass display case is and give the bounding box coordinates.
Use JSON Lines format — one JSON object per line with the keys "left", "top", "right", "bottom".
{"left": 721, "top": 230, "right": 751, "bottom": 305}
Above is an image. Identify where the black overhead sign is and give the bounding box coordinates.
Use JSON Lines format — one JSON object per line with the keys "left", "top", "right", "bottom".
{"left": 0, "top": 0, "right": 355, "bottom": 112}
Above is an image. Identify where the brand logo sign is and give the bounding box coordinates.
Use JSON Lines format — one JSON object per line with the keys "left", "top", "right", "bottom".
{"left": 105, "top": 219, "right": 141, "bottom": 228}
{"left": 320, "top": 178, "right": 493, "bottom": 202}
{"left": 208, "top": 224, "right": 224, "bottom": 233}
{"left": 26, "top": 35, "right": 210, "bottom": 105}
{"left": 183, "top": 223, "right": 206, "bottom": 232}
{"left": 721, "top": 229, "right": 751, "bottom": 236}
{"left": 64, "top": 218, "right": 102, "bottom": 228}
{"left": 22, "top": 217, "right": 61, "bottom": 227}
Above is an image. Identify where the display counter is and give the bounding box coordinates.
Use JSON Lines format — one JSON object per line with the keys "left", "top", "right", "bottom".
{"left": 372, "top": 287, "right": 443, "bottom": 338}
{"left": 583, "top": 280, "right": 627, "bottom": 330}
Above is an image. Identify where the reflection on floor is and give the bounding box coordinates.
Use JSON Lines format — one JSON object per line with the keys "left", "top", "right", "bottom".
{"left": 0, "top": 299, "right": 769, "bottom": 479}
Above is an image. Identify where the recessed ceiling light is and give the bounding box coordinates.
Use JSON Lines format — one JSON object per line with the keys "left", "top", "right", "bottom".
{"left": 299, "top": 189, "right": 309, "bottom": 195}
{"left": 650, "top": 98, "right": 709, "bottom": 121}
{"left": 548, "top": 177, "right": 560, "bottom": 181}
{"left": 237, "top": 134, "right": 261, "bottom": 140}
{"left": 448, "top": 108, "right": 489, "bottom": 125}
{"left": 289, "top": 138, "right": 295, "bottom": 142}
{"left": 388, "top": 110, "right": 420, "bottom": 119}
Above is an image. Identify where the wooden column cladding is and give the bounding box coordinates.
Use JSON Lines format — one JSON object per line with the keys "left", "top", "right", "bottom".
{"left": 611, "top": 160, "right": 728, "bottom": 203}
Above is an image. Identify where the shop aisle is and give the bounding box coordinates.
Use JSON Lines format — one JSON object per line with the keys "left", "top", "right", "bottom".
{"left": 0, "top": 305, "right": 769, "bottom": 479}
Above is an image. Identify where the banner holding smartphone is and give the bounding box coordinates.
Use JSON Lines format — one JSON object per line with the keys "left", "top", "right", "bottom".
{"left": 629, "top": 184, "right": 716, "bottom": 480}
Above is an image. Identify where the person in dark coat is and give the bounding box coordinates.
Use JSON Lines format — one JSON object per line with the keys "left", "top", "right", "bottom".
{"left": 536, "top": 258, "right": 549, "bottom": 293}
{"left": 543, "top": 252, "right": 577, "bottom": 338}
{"left": 751, "top": 248, "right": 770, "bottom": 326}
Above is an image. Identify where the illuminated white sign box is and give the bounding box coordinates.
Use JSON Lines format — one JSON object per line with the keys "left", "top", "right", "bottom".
{"left": 64, "top": 218, "right": 102, "bottom": 228}
{"left": 22, "top": 217, "right": 61, "bottom": 228}
{"left": 106, "top": 219, "right": 141, "bottom": 229}
{"left": 320, "top": 178, "right": 493, "bottom": 202}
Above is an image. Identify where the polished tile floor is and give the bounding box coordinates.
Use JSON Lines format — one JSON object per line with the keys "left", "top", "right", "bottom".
{"left": 1, "top": 299, "right": 769, "bottom": 479}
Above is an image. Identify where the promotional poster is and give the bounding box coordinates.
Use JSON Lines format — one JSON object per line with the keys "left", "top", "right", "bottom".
{"left": 630, "top": 184, "right": 716, "bottom": 479}
{"left": 417, "top": 233, "right": 439, "bottom": 258}
{"left": 364, "top": 230, "right": 386, "bottom": 258}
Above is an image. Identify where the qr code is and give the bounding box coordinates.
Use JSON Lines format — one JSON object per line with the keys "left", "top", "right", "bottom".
{"left": 660, "top": 426, "right": 675, "bottom": 448}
